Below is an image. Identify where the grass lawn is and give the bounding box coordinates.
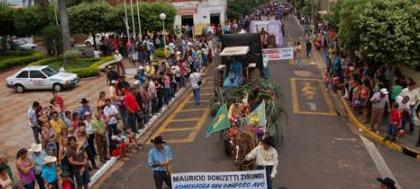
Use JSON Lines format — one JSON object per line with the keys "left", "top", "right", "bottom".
{"left": 47, "top": 58, "right": 99, "bottom": 70}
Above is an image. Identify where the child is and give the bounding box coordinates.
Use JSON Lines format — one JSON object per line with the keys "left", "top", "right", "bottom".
{"left": 124, "top": 128, "right": 143, "bottom": 150}
{"left": 60, "top": 171, "right": 74, "bottom": 189}
{"left": 385, "top": 103, "right": 401, "bottom": 142}
{"left": 41, "top": 156, "right": 58, "bottom": 189}
{"left": 110, "top": 129, "right": 130, "bottom": 159}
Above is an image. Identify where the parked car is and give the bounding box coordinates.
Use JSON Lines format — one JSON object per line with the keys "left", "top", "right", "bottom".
{"left": 6, "top": 66, "right": 79, "bottom": 93}
{"left": 84, "top": 32, "right": 118, "bottom": 47}
{"left": 11, "top": 38, "right": 37, "bottom": 51}
{"left": 85, "top": 33, "right": 104, "bottom": 46}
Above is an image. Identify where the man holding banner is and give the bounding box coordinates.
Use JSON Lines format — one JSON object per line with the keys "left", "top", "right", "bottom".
{"left": 243, "top": 136, "right": 278, "bottom": 189}
{"left": 148, "top": 136, "right": 173, "bottom": 189}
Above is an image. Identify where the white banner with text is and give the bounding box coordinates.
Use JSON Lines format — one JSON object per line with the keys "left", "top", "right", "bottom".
{"left": 262, "top": 47, "right": 294, "bottom": 60}
{"left": 171, "top": 170, "right": 267, "bottom": 189}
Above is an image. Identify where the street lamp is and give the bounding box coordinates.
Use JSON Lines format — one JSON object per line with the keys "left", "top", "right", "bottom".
{"left": 159, "top": 13, "right": 167, "bottom": 47}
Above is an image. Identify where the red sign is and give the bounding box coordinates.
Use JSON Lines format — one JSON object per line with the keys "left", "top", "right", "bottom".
{"left": 177, "top": 8, "right": 197, "bottom": 15}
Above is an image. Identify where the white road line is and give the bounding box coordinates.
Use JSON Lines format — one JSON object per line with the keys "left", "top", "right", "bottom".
{"left": 307, "top": 102, "right": 317, "bottom": 111}
{"left": 359, "top": 135, "right": 402, "bottom": 189}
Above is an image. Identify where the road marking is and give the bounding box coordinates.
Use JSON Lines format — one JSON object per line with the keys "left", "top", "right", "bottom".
{"left": 359, "top": 135, "right": 402, "bottom": 189}
{"left": 147, "top": 77, "right": 213, "bottom": 144}
{"left": 333, "top": 137, "right": 357, "bottom": 142}
{"left": 180, "top": 108, "right": 208, "bottom": 113}
{"left": 200, "top": 93, "right": 213, "bottom": 96}
{"left": 290, "top": 78, "right": 336, "bottom": 116}
{"left": 307, "top": 102, "right": 317, "bottom": 111}
{"left": 188, "top": 99, "right": 210, "bottom": 103}
{"left": 164, "top": 127, "right": 196, "bottom": 132}
{"left": 302, "top": 82, "right": 317, "bottom": 100}
{"left": 171, "top": 118, "right": 200, "bottom": 122}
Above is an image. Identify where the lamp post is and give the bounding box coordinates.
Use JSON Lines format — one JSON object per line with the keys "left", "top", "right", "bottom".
{"left": 159, "top": 13, "right": 167, "bottom": 47}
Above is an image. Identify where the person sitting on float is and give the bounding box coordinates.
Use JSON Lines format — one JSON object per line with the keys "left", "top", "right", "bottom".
{"left": 228, "top": 99, "right": 245, "bottom": 120}
{"left": 223, "top": 57, "right": 243, "bottom": 87}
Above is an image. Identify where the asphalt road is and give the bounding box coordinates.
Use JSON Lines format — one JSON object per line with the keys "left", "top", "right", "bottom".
{"left": 96, "top": 16, "right": 420, "bottom": 189}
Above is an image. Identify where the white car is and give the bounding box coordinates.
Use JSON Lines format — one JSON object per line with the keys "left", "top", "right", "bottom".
{"left": 85, "top": 33, "right": 104, "bottom": 46}
{"left": 12, "top": 38, "right": 37, "bottom": 51}
{"left": 6, "top": 66, "right": 79, "bottom": 93}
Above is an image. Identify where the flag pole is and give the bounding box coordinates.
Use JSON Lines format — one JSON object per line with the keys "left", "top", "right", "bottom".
{"left": 130, "top": 0, "right": 136, "bottom": 37}
{"left": 123, "top": 0, "right": 130, "bottom": 45}
{"left": 136, "top": 0, "right": 142, "bottom": 40}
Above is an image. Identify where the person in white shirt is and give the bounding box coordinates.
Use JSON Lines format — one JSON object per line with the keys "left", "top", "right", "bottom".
{"left": 399, "top": 81, "right": 420, "bottom": 134}
{"left": 103, "top": 98, "right": 119, "bottom": 142}
{"left": 243, "top": 136, "right": 278, "bottom": 189}
{"left": 189, "top": 70, "right": 202, "bottom": 105}
{"left": 113, "top": 50, "right": 125, "bottom": 75}
{"left": 93, "top": 48, "right": 101, "bottom": 58}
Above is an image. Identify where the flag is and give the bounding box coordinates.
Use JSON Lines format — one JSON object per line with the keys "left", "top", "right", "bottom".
{"left": 207, "top": 104, "right": 230, "bottom": 134}
{"left": 246, "top": 100, "right": 267, "bottom": 127}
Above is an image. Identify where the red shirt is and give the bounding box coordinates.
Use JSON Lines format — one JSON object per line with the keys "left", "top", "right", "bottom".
{"left": 124, "top": 89, "right": 140, "bottom": 113}
{"left": 55, "top": 96, "right": 64, "bottom": 111}
{"left": 389, "top": 109, "right": 401, "bottom": 125}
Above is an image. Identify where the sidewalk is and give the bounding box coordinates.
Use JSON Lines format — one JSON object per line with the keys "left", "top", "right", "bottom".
{"left": 290, "top": 14, "right": 420, "bottom": 160}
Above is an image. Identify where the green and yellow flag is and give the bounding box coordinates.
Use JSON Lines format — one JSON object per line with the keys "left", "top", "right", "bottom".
{"left": 207, "top": 104, "right": 230, "bottom": 134}
{"left": 246, "top": 100, "right": 267, "bottom": 127}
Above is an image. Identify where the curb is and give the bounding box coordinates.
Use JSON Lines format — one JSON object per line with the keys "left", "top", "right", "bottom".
{"left": 339, "top": 96, "right": 420, "bottom": 160}
{"left": 88, "top": 87, "right": 188, "bottom": 188}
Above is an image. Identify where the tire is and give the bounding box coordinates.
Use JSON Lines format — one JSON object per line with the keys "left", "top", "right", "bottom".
{"left": 53, "top": 83, "right": 63, "bottom": 92}
{"left": 15, "top": 84, "right": 25, "bottom": 93}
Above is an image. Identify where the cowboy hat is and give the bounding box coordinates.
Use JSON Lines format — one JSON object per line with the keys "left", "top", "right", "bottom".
{"left": 380, "top": 88, "right": 389, "bottom": 95}
{"left": 44, "top": 156, "right": 57, "bottom": 164}
{"left": 151, "top": 136, "right": 166, "bottom": 144}
{"left": 80, "top": 98, "right": 89, "bottom": 104}
{"left": 28, "top": 143, "right": 42, "bottom": 153}
{"left": 377, "top": 177, "right": 396, "bottom": 189}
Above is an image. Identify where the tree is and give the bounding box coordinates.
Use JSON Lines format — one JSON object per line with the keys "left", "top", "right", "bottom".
{"left": 0, "top": 5, "right": 16, "bottom": 37}
{"left": 58, "top": 0, "right": 71, "bottom": 58}
{"left": 13, "top": 6, "right": 52, "bottom": 36}
{"left": 42, "top": 25, "right": 62, "bottom": 56}
{"left": 105, "top": 2, "right": 176, "bottom": 33}
{"left": 331, "top": 0, "right": 420, "bottom": 68}
{"left": 68, "top": 2, "right": 111, "bottom": 46}
{"left": 357, "top": 0, "right": 419, "bottom": 67}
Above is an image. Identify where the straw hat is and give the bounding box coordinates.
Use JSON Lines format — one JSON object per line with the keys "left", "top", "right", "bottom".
{"left": 44, "top": 156, "right": 57, "bottom": 164}
{"left": 28, "top": 143, "right": 42, "bottom": 153}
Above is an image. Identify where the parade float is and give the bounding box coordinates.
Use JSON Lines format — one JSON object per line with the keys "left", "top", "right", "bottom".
{"left": 207, "top": 33, "right": 284, "bottom": 170}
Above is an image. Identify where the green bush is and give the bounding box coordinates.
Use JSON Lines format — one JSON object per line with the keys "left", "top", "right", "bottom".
{"left": 0, "top": 51, "right": 44, "bottom": 71}
{"left": 67, "top": 56, "right": 113, "bottom": 78}
{"left": 29, "top": 56, "right": 112, "bottom": 78}
{"left": 153, "top": 48, "right": 166, "bottom": 59}
{"left": 30, "top": 57, "right": 61, "bottom": 66}
{"left": 63, "top": 50, "right": 81, "bottom": 63}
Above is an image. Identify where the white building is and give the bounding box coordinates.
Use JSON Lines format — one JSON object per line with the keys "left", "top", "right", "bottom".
{"left": 172, "top": 0, "right": 227, "bottom": 30}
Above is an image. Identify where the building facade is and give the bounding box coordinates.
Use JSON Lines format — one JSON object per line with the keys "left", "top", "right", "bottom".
{"left": 107, "top": 0, "right": 227, "bottom": 30}
{"left": 172, "top": 0, "right": 227, "bottom": 28}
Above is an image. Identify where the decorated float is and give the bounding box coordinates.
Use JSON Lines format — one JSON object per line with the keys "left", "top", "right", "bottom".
{"left": 207, "top": 33, "right": 284, "bottom": 170}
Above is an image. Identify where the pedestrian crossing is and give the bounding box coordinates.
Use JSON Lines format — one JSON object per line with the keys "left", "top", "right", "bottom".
{"left": 147, "top": 77, "right": 215, "bottom": 144}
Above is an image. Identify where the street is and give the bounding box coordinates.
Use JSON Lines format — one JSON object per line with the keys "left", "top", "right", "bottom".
{"left": 94, "top": 15, "right": 420, "bottom": 189}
